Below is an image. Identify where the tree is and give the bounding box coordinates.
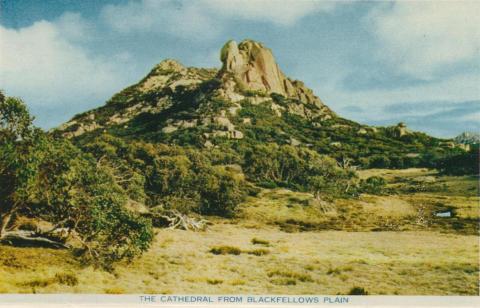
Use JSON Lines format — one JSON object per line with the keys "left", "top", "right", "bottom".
{"left": 34, "top": 139, "right": 153, "bottom": 266}
{"left": 243, "top": 144, "right": 281, "bottom": 182}
{"left": 198, "top": 166, "right": 245, "bottom": 217}
{"left": 306, "top": 153, "right": 358, "bottom": 199}
{"left": 0, "top": 94, "right": 34, "bottom": 139}
{"left": 80, "top": 135, "right": 147, "bottom": 203}
{"left": 0, "top": 94, "right": 45, "bottom": 237}
{"left": 0, "top": 93, "right": 153, "bottom": 267}
{"left": 242, "top": 143, "right": 358, "bottom": 199}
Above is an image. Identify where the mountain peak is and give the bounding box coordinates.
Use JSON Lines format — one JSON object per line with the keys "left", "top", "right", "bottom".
{"left": 58, "top": 39, "right": 334, "bottom": 138}
{"left": 218, "top": 39, "right": 325, "bottom": 108}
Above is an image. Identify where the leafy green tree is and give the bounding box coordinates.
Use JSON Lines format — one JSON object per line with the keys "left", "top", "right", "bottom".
{"left": 242, "top": 143, "right": 358, "bottom": 198}
{"left": 1, "top": 93, "right": 153, "bottom": 267}
{"left": 243, "top": 144, "right": 281, "bottom": 182}
{"left": 146, "top": 148, "right": 247, "bottom": 216}
{"left": 80, "top": 135, "right": 147, "bottom": 203}
{"left": 306, "top": 153, "right": 358, "bottom": 199}
{"left": 198, "top": 166, "right": 245, "bottom": 217}
{"left": 33, "top": 138, "right": 153, "bottom": 267}
{"left": 0, "top": 94, "right": 45, "bottom": 237}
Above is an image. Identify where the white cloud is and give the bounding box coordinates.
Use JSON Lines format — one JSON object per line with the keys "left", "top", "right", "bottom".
{"left": 102, "top": 0, "right": 339, "bottom": 38}
{"left": 205, "top": 0, "right": 337, "bottom": 26}
{"left": 462, "top": 111, "right": 480, "bottom": 122}
{"left": 0, "top": 14, "right": 133, "bottom": 115}
{"left": 101, "top": 0, "right": 221, "bottom": 40}
{"left": 366, "top": 1, "right": 480, "bottom": 79}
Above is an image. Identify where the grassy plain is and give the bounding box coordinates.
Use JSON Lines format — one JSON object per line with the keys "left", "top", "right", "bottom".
{"left": 0, "top": 168, "right": 478, "bottom": 295}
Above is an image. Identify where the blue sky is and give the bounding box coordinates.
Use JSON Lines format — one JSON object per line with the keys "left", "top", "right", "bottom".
{"left": 1, "top": 0, "right": 479, "bottom": 138}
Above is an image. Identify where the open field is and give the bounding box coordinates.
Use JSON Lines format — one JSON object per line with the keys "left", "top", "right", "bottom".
{"left": 0, "top": 168, "right": 478, "bottom": 295}
{"left": 0, "top": 226, "right": 478, "bottom": 295}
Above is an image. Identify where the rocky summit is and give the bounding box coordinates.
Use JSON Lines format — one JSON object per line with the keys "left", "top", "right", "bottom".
{"left": 56, "top": 39, "right": 459, "bottom": 167}
{"left": 218, "top": 40, "right": 325, "bottom": 108}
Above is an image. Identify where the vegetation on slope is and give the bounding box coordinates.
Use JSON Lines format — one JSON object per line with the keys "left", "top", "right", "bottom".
{"left": 70, "top": 86, "right": 468, "bottom": 171}
{"left": 0, "top": 93, "right": 153, "bottom": 267}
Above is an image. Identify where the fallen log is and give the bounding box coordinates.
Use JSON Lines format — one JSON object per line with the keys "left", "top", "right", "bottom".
{"left": 0, "top": 230, "right": 70, "bottom": 249}
{"left": 148, "top": 210, "right": 207, "bottom": 231}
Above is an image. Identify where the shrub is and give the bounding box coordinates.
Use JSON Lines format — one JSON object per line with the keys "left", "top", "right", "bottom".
{"left": 348, "top": 286, "right": 369, "bottom": 295}
{"left": 209, "top": 246, "right": 242, "bottom": 255}
{"left": 251, "top": 238, "right": 270, "bottom": 246}
{"left": 359, "top": 176, "right": 387, "bottom": 195}
{"left": 104, "top": 287, "right": 125, "bottom": 294}
{"left": 198, "top": 166, "right": 246, "bottom": 217}
{"left": 54, "top": 273, "right": 78, "bottom": 286}
{"left": 271, "top": 278, "right": 297, "bottom": 285}
{"left": 369, "top": 155, "right": 391, "bottom": 168}
{"left": 247, "top": 249, "right": 270, "bottom": 256}
{"left": 206, "top": 279, "right": 223, "bottom": 285}
{"left": 436, "top": 147, "right": 479, "bottom": 175}
{"left": 79, "top": 136, "right": 248, "bottom": 217}
{"left": 267, "top": 270, "right": 313, "bottom": 282}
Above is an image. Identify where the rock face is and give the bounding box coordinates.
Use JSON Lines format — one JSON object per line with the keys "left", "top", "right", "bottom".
{"left": 395, "top": 122, "right": 410, "bottom": 137}
{"left": 388, "top": 122, "right": 411, "bottom": 138}
{"left": 141, "top": 59, "right": 215, "bottom": 92}
{"left": 218, "top": 40, "right": 325, "bottom": 108}
{"left": 220, "top": 40, "right": 285, "bottom": 95}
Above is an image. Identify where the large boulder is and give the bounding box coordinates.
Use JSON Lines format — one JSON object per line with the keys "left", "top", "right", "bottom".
{"left": 218, "top": 40, "right": 327, "bottom": 108}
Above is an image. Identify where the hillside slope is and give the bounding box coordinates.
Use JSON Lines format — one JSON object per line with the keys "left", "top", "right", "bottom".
{"left": 56, "top": 39, "right": 461, "bottom": 168}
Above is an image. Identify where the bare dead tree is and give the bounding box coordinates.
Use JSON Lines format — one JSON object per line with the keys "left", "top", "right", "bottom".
{"left": 158, "top": 210, "right": 208, "bottom": 231}
{"left": 0, "top": 229, "right": 70, "bottom": 249}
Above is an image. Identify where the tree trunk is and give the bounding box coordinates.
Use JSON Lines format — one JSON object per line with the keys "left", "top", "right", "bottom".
{"left": 0, "top": 230, "right": 69, "bottom": 249}
{"left": 0, "top": 213, "right": 13, "bottom": 238}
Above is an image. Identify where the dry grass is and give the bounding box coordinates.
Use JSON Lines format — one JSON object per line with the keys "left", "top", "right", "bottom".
{"left": 357, "top": 168, "right": 433, "bottom": 180}
{"left": 0, "top": 169, "right": 478, "bottom": 295}
{"left": 0, "top": 224, "right": 478, "bottom": 295}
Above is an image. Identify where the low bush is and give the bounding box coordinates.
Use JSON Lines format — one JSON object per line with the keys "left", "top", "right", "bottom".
{"left": 247, "top": 249, "right": 270, "bottom": 256}
{"left": 209, "top": 246, "right": 242, "bottom": 255}
{"left": 54, "top": 273, "right": 78, "bottom": 286}
{"left": 359, "top": 176, "right": 387, "bottom": 195}
{"left": 436, "top": 147, "right": 479, "bottom": 175}
{"left": 348, "top": 286, "right": 369, "bottom": 295}
{"left": 251, "top": 238, "right": 270, "bottom": 246}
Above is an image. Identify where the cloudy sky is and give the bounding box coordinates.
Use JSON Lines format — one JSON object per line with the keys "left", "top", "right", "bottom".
{"left": 1, "top": 0, "right": 479, "bottom": 138}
